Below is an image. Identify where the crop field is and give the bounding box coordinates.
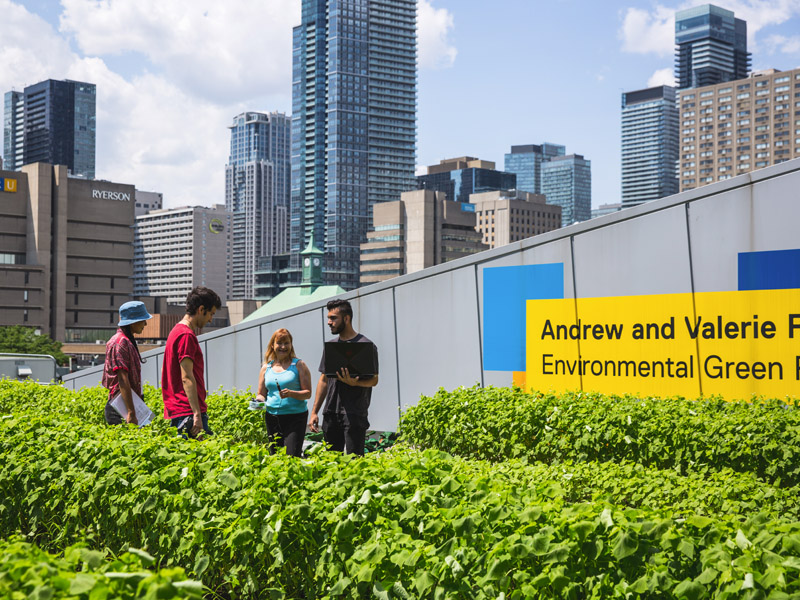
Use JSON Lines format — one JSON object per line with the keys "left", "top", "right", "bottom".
{"left": 2, "top": 380, "right": 800, "bottom": 598}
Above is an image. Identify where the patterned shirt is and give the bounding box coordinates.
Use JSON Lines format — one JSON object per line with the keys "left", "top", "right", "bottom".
{"left": 102, "top": 329, "right": 143, "bottom": 401}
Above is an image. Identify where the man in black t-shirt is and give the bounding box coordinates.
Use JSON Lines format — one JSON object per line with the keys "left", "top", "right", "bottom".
{"left": 309, "top": 299, "right": 379, "bottom": 455}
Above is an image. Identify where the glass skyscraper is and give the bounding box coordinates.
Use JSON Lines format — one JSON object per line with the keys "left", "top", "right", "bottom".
{"left": 225, "top": 112, "right": 291, "bottom": 299}
{"left": 504, "top": 143, "right": 566, "bottom": 194}
{"left": 621, "top": 86, "right": 679, "bottom": 206}
{"left": 675, "top": 4, "right": 750, "bottom": 90}
{"left": 2, "top": 79, "right": 96, "bottom": 179}
{"left": 291, "top": 0, "right": 417, "bottom": 290}
{"left": 542, "top": 154, "right": 591, "bottom": 226}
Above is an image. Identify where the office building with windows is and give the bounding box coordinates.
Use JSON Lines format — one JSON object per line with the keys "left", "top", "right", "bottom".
{"left": 678, "top": 68, "right": 800, "bottom": 191}
{"left": 0, "top": 163, "right": 133, "bottom": 342}
{"left": 542, "top": 154, "right": 591, "bottom": 226}
{"left": 469, "top": 190, "right": 561, "bottom": 248}
{"left": 416, "top": 157, "right": 516, "bottom": 204}
{"left": 503, "top": 143, "right": 565, "bottom": 194}
{"left": 133, "top": 205, "right": 232, "bottom": 304}
{"left": 134, "top": 190, "right": 163, "bottom": 216}
{"left": 3, "top": 79, "right": 96, "bottom": 178}
{"left": 675, "top": 4, "right": 750, "bottom": 90}
{"left": 360, "top": 189, "right": 486, "bottom": 285}
{"left": 621, "top": 86, "right": 680, "bottom": 206}
{"left": 292, "top": 0, "right": 417, "bottom": 290}
{"left": 225, "top": 111, "right": 290, "bottom": 299}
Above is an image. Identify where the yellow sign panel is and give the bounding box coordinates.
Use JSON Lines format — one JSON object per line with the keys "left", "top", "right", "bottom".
{"left": 525, "top": 289, "right": 800, "bottom": 400}
{"left": 3, "top": 178, "right": 17, "bottom": 192}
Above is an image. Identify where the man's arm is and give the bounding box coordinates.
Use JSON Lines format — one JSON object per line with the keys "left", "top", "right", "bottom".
{"left": 180, "top": 357, "right": 203, "bottom": 437}
{"left": 117, "top": 369, "right": 138, "bottom": 425}
{"left": 308, "top": 373, "right": 328, "bottom": 432}
{"left": 336, "top": 369, "right": 378, "bottom": 388}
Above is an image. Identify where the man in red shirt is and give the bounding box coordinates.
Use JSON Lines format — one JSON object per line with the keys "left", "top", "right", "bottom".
{"left": 162, "top": 286, "right": 221, "bottom": 438}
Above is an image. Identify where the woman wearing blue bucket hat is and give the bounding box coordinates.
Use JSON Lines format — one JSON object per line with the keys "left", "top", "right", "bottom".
{"left": 102, "top": 301, "right": 153, "bottom": 425}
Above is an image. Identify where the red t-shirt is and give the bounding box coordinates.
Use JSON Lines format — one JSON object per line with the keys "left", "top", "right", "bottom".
{"left": 161, "top": 323, "right": 207, "bottom": 419}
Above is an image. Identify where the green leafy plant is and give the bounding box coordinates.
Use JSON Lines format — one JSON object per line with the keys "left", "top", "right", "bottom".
{"left": 0, "top": 536, "right": 204, "bottom": 599}
{"left": 400, "top": 385, "right": 800, "bottom": 486}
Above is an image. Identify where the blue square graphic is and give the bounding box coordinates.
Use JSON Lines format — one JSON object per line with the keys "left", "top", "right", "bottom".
{"left": 483, "top": 263, "right": 564, "bottom": 371}
{"left": 738, "top": 249, "right": 800, "bottom": 291}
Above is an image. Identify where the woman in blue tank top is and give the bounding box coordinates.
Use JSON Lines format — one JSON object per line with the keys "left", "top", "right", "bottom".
{"left": 255, "top": 328, "right": 312, "bottom": 457}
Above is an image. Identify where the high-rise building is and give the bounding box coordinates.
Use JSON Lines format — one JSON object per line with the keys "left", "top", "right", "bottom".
{"left": 503, "top": 143, "right": 565, "bottom": 194}
{"left": 592, "top": 203, "right": 624, "bottom": 219}
{"left": 542, "top": 154, "right": 591, "bottom": 226}
{"left": 469, "top": 190, "right": 561, "bottom": 248}
{"left": 675, "top": 4, "right": 750, "bottom": 90}
{"left": 678, "top": 68, "right": 800, "bottom": 192}
{"left": 621, "top": 86, "right": 679, "bottom": 206}
{"left": 416, "top": 157, "right": 516, "bottom": 203}
{"left": 133, "top": 205, "right": 233, "bottom": 304}
{"left": 134, "top": 190, "right": 163, "bottom": 216}
{"left": 225, "top": 111, "right": 291, "bottom": 299}
{"left": 0, "top": 163, "right": 133, "bottom": 341}
{"left": 360, "top": 189, "right": 486, "bottom": 285}
{"left": 3, "top": 79, "right": 96, "bottom": 178}
{"left": 292, "top": 0, "right": 417, "bottom": 290}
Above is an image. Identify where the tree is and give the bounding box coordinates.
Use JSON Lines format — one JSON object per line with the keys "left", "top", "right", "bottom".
{"left": 0, "top": 326, "right": 69, "bottom": 365}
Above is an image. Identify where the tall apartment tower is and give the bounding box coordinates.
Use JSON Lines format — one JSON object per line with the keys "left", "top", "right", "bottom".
{"left": 225, "top": 111, "right": 291, "bottom": 300}
{"left": 3, "top": 79, "right": 96, "bottom": 179}
{"left": 675, "top": 4, "right": 750, "bottom": 90}
{"left": 291, "top": 0, "right": 417, "bottom": 290}
{"left": 620, "top": 86, "right": 679, "bottom": 206}
{"left": 133, "top": 205, "right": 232, "bottom": 304}
{"left": 678, "top": 68, "right": 800, "bottom": 191}
{"left": 541, "top": 155, "right": 592, "bottom": 226}
{"left": 503, "top": 143, "right": 565, "bottom": 194}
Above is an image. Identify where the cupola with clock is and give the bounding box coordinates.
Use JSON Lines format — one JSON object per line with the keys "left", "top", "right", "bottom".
{"left": 300, "top": 233, "right": 324, "bottom": 292}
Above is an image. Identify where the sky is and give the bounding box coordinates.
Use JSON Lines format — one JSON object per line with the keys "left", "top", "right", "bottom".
{"left": 2, "top": 0, "right": 800, "bottom": 210}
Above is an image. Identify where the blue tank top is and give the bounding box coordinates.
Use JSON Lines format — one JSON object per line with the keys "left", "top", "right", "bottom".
{"left": 264, "top": 358, "right": 307, "bottom": 415}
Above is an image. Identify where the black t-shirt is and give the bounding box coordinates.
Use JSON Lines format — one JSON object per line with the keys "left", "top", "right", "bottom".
{"left": 318, "top": 333, "right": 379, "bottom": 416}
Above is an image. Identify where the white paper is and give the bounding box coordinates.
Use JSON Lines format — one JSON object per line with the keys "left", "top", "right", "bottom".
{"left": 110, "top": 390, "right": 154, "bottom": 427}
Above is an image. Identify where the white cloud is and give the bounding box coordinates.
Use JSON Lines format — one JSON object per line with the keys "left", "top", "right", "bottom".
{"left": 619, "top": 1, "right": 800, "bottom": 56}
{"left": 418, "top": 0, "right": 457, "bottom": 69}
{"left": 619, "top": 5, "right": 675, "bottom": 56}
{"left": 2, "top": 0, "right": 455, "bottom": 208}
{"left": 647, "top": 67, "right": 676, "bottom": 87}
{"left": 0, "top": 0, "right": 75, "bottom": 88}
{"left": 58, "top": 0, "right": 299, "bottom": 105}
{"left": 762, "top": 33, "right": 800, "bottom": 55}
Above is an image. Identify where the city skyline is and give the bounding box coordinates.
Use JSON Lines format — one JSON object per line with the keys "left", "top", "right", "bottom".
{"left": 1, "top": 0, "right": 799, "bottom": 211}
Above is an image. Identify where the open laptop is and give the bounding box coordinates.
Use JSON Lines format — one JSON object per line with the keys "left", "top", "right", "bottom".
{"left": 324, "top": 341, "right": 378, "bottom": 378}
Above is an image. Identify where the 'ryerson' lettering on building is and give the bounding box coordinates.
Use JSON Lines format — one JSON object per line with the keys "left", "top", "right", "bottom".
{"left": 92, "top": 189, "right": 131, "bottom": 201}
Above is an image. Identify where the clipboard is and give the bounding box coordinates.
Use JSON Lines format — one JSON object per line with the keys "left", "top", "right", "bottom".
{"left": 110, "top": 390, "right": 154, "bottom": 427}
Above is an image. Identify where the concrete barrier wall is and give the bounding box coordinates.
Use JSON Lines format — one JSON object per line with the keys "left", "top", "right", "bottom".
{"left": 63, "top": 159, "right": 800, "bottom": 431}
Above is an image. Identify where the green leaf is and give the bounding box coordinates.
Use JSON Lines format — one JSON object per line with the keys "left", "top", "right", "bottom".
{"left": 599, "top": 508, "right": 613, "bottom": 529}
{"left": 678, "top": 539, "right": 695, "bottom": 559}
{"left": 219, "top": 471, "right": 240, "bottom": 490}
{"left": 735, "top": 529, "right": 752, "bottom": 550}
{"left": 612, "top": 531, "right": 639, "bottom": 560}
{"left": 415, "top": 571, "right": 436, "bottom": 595}
{"left": 69, "top": 573, "right": 96, "bottom": 595}
{"left": 193, "top": 554, "right": 210, "bottom": 577}
{"left": 329, "top": 576, "right": 352, "bottom": 596}
{"left": 674, "top": 579, "right": 705, "bottom": 600}
{"left": 126, "top": 547, "right": 155, "bottom": 566}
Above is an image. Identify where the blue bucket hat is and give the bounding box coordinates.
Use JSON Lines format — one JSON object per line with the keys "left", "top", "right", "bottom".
{"left": 118, "top": 301, "right": 153, "bottom": 327}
